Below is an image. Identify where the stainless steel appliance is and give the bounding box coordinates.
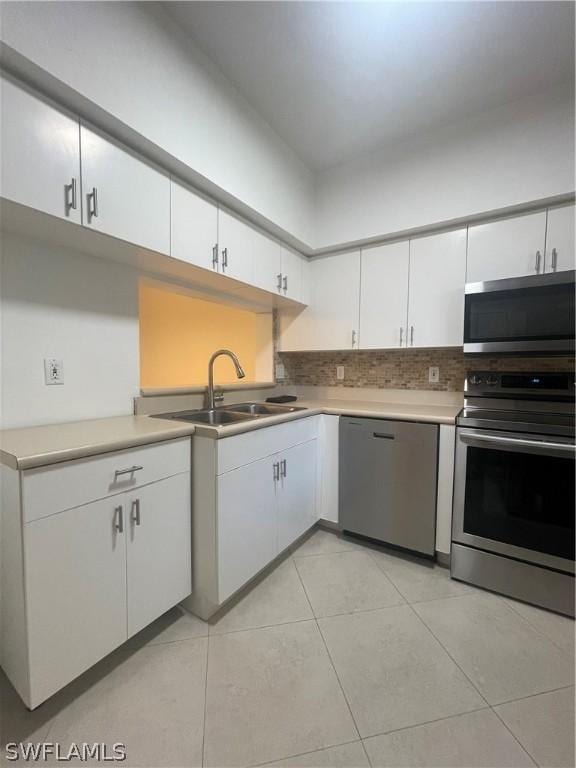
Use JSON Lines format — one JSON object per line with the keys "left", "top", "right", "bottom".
{"left": 452, "top": 371, "right": 575, "bottom": 616}
{"left": 339, "top": 417, "right": 438, "bottom": 556}
{"left": 463, "top": 271, "right": 575, "bottom": 355}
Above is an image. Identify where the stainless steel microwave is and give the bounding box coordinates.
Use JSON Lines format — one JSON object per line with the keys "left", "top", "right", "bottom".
{"left": 463, "top": 271, "right": 575, "bottom": 355}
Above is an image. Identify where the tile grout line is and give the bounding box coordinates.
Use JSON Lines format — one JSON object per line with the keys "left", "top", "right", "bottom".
{"left": 292, "top": 555, "right": 365, "bottom": 748}
{"left": 502, "top": 599, "right": 575, "bottom": 659}
{"left": 404, "top": 601, "right": 541, "bottom": 767}
{"left": 247, "top": 738, "right": 365, "bottom": 768}
{"left": 201, "top": 634, "right": 210, "bottom": 768}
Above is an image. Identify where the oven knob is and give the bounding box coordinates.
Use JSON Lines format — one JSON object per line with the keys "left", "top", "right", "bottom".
{"left": 486, "top": 375, "right": 499, "bottom": 387}
{"left": 469, "top": 375, "right": 483, "bottom": 386}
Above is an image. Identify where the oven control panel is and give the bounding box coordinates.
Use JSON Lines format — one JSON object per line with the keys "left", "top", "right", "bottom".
{"left": 465, "top": 371, "right": 575, "bottom": 397}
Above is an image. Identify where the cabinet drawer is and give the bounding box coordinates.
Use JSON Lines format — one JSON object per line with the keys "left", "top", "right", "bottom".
{"left": 22, "top": 438, "right": 191, "bottom": 522}
{"left": 217, "top": 416, "right": 319, "bottom": 475}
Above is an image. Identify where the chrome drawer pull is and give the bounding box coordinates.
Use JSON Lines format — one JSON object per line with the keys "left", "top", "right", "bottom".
{"left": 114, "top": 465, "right": 143, "bottom": 478}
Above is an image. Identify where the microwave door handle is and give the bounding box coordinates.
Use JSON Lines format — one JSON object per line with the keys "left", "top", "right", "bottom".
{"left": 460, "top": 431, "right": 575, "bottom": 457}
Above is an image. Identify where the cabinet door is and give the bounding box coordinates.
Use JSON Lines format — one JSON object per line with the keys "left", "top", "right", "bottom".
{"left": 467, "top": 211, "right": 546, "bottom": 282}
{"left": 217, "top": 457, "right": 277, "bottom": 602}
{"left": 80, "top": 126, "right": 170, "bottom": 254}
{"left": 218, "top": 209, "right": 254, "bottom": 284}
{"left": 1, "top": 77, "right": 81, "bottom": 224}
{"left": 253, "top": 228, "right": 282, "bottom": 293}
{"left": 545, "top": 205, "right": 575, "bottom": 273}
{"left": 408, "top": 230, "right": 466, "bottom": 348}
{"left": 171, "top": 180, "right": 218, "bottom": 271}
{"left": 24, "top": 496, "right": 127, "bottom": 707}
{"left": 280, "top": 248, "right": 304, "bottom": 302}
{"left": 360, "top": 241, "right": 409, "bottom": 349}
{"left": 277, "top": 439, "right": 317, "bottom": 552}
{"left": 126, "top": 473, "right": 192, "bottom": 637}
{"left": 279, "top": 251, "right": 361, "bottom": 351}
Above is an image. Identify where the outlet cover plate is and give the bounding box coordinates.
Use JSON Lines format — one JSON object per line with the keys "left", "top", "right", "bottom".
{"left": 44, "top": 358, "right": 64, "bottom": 385}
{"left": 428, "top": 366, "right": 440, "bottom": 384}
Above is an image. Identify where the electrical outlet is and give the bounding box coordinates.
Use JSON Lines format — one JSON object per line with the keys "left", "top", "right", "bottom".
{"left": 336, "top": 365, "right": 345, "bottom": 381}
{"left": 428, "top": 366, "right": 440, "bottom": 384}
{"left": 44, "top": 358, "right": 64, "bottom": 385}
{"left": 275, "top": 363, "right": 285, "bottom": 381}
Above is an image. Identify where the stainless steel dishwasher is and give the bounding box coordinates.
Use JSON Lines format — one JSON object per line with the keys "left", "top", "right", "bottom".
{"left": 339, "top": 417, "right": 438, "bottom": 556}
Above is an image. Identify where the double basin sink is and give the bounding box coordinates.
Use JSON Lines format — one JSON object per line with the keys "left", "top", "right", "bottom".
{"left": 152, "top": 402, "right": 306, "bottom": 426}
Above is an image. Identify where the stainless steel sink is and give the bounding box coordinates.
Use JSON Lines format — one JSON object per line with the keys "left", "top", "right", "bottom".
{"left": 152, "top": 409, "right": 255, "bottom": 425}
{"left": 151, "top": 401, "right": 306, "bottom": 426}
{"left": 223, "top": 402, "right": 306, "bottom": 416}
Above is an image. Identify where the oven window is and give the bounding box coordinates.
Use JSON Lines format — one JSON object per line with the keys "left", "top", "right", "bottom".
{"left": 464, "top": 283, "right": 574, "bottom": 343}
{"left": 464, "top": 446, "right": 575, "bottom": 560}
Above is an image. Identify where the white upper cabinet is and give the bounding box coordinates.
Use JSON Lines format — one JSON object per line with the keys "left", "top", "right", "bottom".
{"left": 80, "top": 126, "right": 170, "bottom": 254}
{"left": 218, "top": 209, "right": 254, "bottom": 284}
{"left": 170, "top": 180, "right": 218, "bottom": 271}
{"left": 545, "top": 205, "right": 575, "bottom": 273}
{"left": 1, "top": 76, "right": 81, "bottom": 224}
{"left": 467, "top": 211, "right": 547, "bottom": 283}
{"left": 407, "top": 229, "right": 467, "bottom": 348}
{"left": 360, "top": 241, "right": 410, "bottom": 349}
{"left": 280, "top": 251, "right": 361, "bottom": 351}
{"left": 280, "top": 248, "right": 305, "bottom": 302}
{"left": 252, "top": 228, "right": 282, "bottom": 293}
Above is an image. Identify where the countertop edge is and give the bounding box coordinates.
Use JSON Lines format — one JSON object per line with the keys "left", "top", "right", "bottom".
{"left": 2, "top": 426, "right": 196, "bottom": 471}
{"left": 1, "top": 402, "right": 460, "bottom": 469}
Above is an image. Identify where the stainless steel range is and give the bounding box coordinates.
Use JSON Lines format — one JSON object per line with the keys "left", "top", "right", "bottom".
{"left": 452, "top": 371, "right": 575, "bottom": 616}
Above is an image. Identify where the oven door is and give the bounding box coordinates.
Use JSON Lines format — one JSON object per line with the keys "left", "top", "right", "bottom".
{"left": 464, "top": 271, "right": 575, "bottom": 354}
{"left": 453, "top": 428, "right": 575, "bottom": 573}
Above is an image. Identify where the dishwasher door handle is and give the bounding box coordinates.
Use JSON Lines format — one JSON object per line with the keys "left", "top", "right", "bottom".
{"left": 373, "top": 432, "right": 395, "bottom": 440}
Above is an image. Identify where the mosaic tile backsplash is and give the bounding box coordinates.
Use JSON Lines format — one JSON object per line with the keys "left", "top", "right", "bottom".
{"left": 277, "top": 348, "right": 575, "bottom": 392}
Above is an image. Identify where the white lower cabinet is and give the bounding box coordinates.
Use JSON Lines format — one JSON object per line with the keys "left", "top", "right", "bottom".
{"left": 218, "top": 457, "right": 278, "bottom": 602}
{"left": 25, "top": 495, "right": 128, "bottom": 709}
{"left": 186, "top": 420, "right": 319, "bottom": 619}
{"left": 126, "top": 474, "right": 192, "bottom": 637}
{"left": 277, "top": 440, "right": 318, "bottom": 552}
{"left": 0, "top": 439, "right": 191, "bottom": 709}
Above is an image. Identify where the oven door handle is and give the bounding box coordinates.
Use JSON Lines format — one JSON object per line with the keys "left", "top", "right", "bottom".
{"left": 459, "top": 430, "right": 575, "bottom": 456}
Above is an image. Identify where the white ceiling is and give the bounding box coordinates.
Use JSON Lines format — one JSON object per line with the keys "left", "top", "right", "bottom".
{"left": 163, "top": 1, "right": 575, "bottom": 171}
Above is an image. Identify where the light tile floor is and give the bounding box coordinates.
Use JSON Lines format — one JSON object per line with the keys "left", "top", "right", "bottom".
{"left": 2, "top": 527, "right": 574, "bottom": 767}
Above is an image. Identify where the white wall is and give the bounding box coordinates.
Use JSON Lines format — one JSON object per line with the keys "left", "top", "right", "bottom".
{"left": 0, "top": 233, "right": 139, "bottom": 429}
{"left": 315, "top": 84, "right": 575, "bottom": 250}
{"left": 0, "top": 1, "right": 315, "bottom": 248}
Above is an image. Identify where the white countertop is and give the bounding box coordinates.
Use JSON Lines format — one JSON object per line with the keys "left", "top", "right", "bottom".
{"left": 0, "top": 415, "right": 196, "bottom": 470}
{"left": 0, "top": 398, "right": 461, "bottom": 469}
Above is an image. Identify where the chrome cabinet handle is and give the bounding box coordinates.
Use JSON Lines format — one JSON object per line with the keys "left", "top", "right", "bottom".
{"left": 221, "top": 248, "right": 228, "bottom": 272}
{"left": 277, "top": 273, "right": 283, "bottom": 292}
{"left": 280, "top": 459, "right": 287, "bottom": 478}
{"left": 114, "top": 505, "right": 124, "bottom": 533}
{"left": 273, "top": 461, "right": 280, "bottom": 481}
{"left": 399, "top": 327, "right": 404, "bottom": 347}
{"left": 535, "top": 250, "right": 542, "bottom": 273}
{"left": 551, "top": 248, "right": 558, "bottom": 272}
{"left": 351, "top": 329, "right": 357, "bottom": 347}
{"left": 282, "top": 276, "right": 288, "bottom": 294}
{"left": 114, "top": 465, "right": 143, "bottom": 478}
{"left": 410, "top": 326, "right": 414, "bottom": 346}
{"left": 212, "top": 244, "right": 219, "bottom": 270}
{"left": 87, "top": 187, "right": 98, "bottom": 220}
{"left": 65, "top": 178, "right": 77, "bottom": 214}
{"left": 131, "top": 498, "right": 141, "bottom": 526}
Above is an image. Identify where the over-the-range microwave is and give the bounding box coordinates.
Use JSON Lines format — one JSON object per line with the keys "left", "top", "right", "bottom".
{"left": 464, "top": 270, "right": 575, "bottom": 355}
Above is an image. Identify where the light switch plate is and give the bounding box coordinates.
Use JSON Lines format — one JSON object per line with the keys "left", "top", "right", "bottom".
{"left": 428, "top": 366, "right": 440, "bottom": 384}
{"left": 275, "top": 363, "right": 285, "bottom": 381}
{"left": 44, "top": 358, "right": 64, "bottom": 385}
